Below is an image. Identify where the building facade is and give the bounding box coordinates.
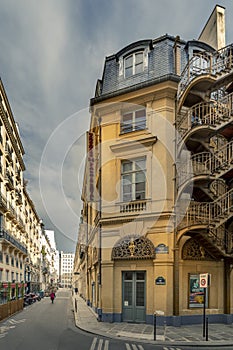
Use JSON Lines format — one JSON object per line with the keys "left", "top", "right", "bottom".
{"left": 0, "top": 79, "right": 43, "bottom": 304}
{"left": 76, "top": 5, "right": 233, "bottom": 325}
{"left": 45, "top": 230, "right": 59, "bottom": 288}
{"left": 60, "top": 251, "right": 74, "bottom": 288}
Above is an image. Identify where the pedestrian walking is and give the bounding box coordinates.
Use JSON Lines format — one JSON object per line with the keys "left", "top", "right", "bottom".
{"left": 50, "top": 291, "right": 55, "bottom": 304}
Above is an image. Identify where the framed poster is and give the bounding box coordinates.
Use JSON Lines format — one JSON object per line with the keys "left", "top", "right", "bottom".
{"left": 189, "top": 274, "right": 208, "bottom": 308}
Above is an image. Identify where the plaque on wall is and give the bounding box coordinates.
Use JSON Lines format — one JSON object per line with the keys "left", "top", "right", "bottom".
{"left": 155, "top": 243, "right": 169, "bottom": 254}
{"left": 155, "top": 276, "right": 166, "bottom": 285}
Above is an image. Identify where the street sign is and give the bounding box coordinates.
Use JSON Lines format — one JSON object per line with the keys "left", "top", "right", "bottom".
{"left": 200, "top": 273, "right": 208, "bottom": 288}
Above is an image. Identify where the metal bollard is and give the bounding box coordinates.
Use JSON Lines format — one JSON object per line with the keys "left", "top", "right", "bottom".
{"left": 154, "top": 313, "right": 156, "bottom": 341}
{"left": 206, "top": 317, "right": 208, "bottom": 341}
{"left": 75, "top": 298, "right": 77, "bottom": 313}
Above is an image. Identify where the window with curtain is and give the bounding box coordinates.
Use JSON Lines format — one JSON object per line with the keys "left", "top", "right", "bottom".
{"left": 121, "top": 157, "right": 146, "bottom": 202}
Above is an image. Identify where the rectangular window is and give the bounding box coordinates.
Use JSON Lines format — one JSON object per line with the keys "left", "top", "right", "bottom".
{"left": 124, "top": 51, "right": 144, "bottom": 78}
{"left": 125, "top": 55, "right": 133, "bottom": 78}
{"left": 121, "top": 108, "right": 146, "bottom": 134}
{"left": 121, "top": 157, "right": 146, "bottom": 202}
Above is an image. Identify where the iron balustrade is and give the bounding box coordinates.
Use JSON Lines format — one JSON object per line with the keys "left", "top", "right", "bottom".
{"left": 177, "top": 44, "right": 233, "bottom": 100}
{"left": 177, "top": 140, "right": 233, "bottom": 187}
{"left": 178, "top": 188, "right": 233, "bottom": 229}
{"left": 177, "top": 92, "right": 233, "bottom": 140}
{"left": 0, "top": 229, "right": 27, "bottom": 254}
{"left": 210, "top": 179, "right": 228, "bottom": 197}
{"left": 0, "top": 194, "right": 7, "bottom": 209}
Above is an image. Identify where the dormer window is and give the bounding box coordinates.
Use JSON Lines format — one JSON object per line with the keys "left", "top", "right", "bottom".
{"left": 124, "top": 51, "right": 144, "bottom": 78}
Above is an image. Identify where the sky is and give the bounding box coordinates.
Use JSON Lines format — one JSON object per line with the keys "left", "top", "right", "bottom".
{"left": 0, "top": 0, "right": 232, "bottom": 252}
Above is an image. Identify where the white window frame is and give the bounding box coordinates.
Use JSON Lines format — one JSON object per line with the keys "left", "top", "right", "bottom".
{"left": 121, "top": 108, "right": 146, "bottom": 134}
{"left": 124, "top": 51, "right": 144, "bottom": 78}
{"left": 121, "top": 157, "right": 146, "bottom": 202}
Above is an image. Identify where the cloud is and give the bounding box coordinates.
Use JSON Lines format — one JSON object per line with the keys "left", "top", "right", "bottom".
{"left": 0, "top": 0, "right": 232, "bottom": 251}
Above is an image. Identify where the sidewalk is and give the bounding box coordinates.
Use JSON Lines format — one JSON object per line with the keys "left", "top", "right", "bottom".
{"left": 72, "top": 294, "right": 233, "bottom": 347}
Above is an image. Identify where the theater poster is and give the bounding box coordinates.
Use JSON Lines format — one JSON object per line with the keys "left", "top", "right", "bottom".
{"left": 189, "top": 274, "right": 208, "bottom": 308}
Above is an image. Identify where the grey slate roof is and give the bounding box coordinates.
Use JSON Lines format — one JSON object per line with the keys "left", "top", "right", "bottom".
{"left": 90, "top": 34, "right": 215, "bottom": 105}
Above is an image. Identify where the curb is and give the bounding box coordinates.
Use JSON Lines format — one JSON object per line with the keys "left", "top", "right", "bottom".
{"left": 72, "top": 296, "right": 233, "bottom": 348}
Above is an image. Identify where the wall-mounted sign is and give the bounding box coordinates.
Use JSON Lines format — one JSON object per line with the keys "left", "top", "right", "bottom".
{"left": 87, "top": 131, "right": 95, "bottom": 202}
{"left": 199, "top": 273, "right": 208, "bottom": 288}
{"left": 155, "top": 244, "right": 169, "bottom": 254}
{"left": 155, "top": 276, "right": 166, "bottom": 285}
{"left": 189, "top": 274, "right": 208, "bottom": 308}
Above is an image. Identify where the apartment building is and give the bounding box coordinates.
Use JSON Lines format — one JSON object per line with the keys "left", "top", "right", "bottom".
{"left": 0, "top": 79, "right": 43, "bottom": 303}
{"left": 76, "top": 5, "right": 233, "bottom": 325}
{"left": 60, "top": 251, "right": 74, "bottom": 288}
{"left": 45, "top": 229, "right": 59, "bottom": 287}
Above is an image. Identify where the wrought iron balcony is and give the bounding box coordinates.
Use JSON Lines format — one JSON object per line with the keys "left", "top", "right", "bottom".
{"left": 177, "top": 140, "right": 233, "bottom": 187}
{"left": 4, "top": 144, "right": 13, "bottom": 162}
{"left": 0, "top": 229, "right": 27, "bottom": 254}
{"left": 5, "top": 171, "right": 14, "bottom": 190}
{"left": 15, "top": 191, "right": 23, "bottom": 205}
{"left": 177, "top": 92, "right": 233, "bottom": 141}
{"left": 178, "top": 188, "right": 233, "bottom": 230}
{"left": 177, "top": 44, "right": 233, "bottom": 101}
{"left": 0, "top": 193, "right": 7, "bottom": 212}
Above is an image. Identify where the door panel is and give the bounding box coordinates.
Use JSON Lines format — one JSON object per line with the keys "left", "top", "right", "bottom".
{"left": 122, "top": 271, "right": 146, "bottom": 322}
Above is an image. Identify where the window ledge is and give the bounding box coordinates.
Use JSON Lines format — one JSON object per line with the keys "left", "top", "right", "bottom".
{"left": 110, "top": 135, "right": 157, "bottom": 153}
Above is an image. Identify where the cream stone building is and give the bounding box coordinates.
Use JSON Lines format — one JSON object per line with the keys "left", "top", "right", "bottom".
{"left": 60, "top": 251, "right": 74, "bottom": 288}
{"left": 0, "top": 79, "right": 43, "bottom": 305}
{"left": 75, "top": 5, "right": 233, "bottom": 325}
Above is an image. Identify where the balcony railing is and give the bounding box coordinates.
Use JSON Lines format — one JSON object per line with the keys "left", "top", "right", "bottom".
{"left": 177, "top": 44, "right": 233, "bottom": 100}
{"left": 208, "top": 226, "right": 232, "bottom": 253}
{"left": 210, "top": 179, "right": 228, "bottom": 198}
{"left": 0, "top": 193, "right": 7, "bottom": 211}
{"left": 177, "top": 92, "right": 233, "bottom": 140}
{"left": 0, "top": 229, "right": 27, "bottom": 254}
{"left": 178, "top": 140, "right": 233, "bottom": 187}
{"left": 120, "top": 200, "right": 147, "bottom": 213}
{"left": 178, "top": 188, "right": 233, "bottom": 229}
{"left": 5, "top": 172, "right": 14, "bottom": 190}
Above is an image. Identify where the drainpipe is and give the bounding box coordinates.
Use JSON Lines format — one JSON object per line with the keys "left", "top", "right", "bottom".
{"left": 98, "top": 115, "right": 102, "bottom": 321}
{"left": 173, "top": 88, "right": 179, "bottom": 317}
{"left": 224, "top": 260, "right": 231, "bottom": 314}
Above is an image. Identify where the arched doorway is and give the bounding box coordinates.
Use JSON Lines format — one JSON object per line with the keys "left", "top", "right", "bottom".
{"left": 112, "top": 235, "right": 155, "bottom": 322}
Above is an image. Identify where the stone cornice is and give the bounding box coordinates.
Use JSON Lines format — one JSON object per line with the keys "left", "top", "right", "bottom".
{"left": 110, "top": 135, "right": 157, "bottom": 153}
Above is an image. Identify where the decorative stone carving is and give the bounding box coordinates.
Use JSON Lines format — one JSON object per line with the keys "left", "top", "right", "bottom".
{"left": 182, "top": 238, "right": 215, "bottom": 261}
{"left": 112, "top": 235, "right": 155, "bottom": 260}
{"left": 93, "top": 247, "right": 98, "bottom": 264}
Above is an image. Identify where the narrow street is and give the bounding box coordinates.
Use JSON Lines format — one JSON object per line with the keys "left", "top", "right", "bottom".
{"left": 1, "top": 289, "right": 231, "bottom": 350}
{"left": 0, "top": 289, "right": 160, "bottom": 350}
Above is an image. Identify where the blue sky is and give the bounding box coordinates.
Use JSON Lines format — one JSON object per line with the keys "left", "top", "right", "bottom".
{"left": 0, "top": 0, "right": 232, "bottom": 252}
